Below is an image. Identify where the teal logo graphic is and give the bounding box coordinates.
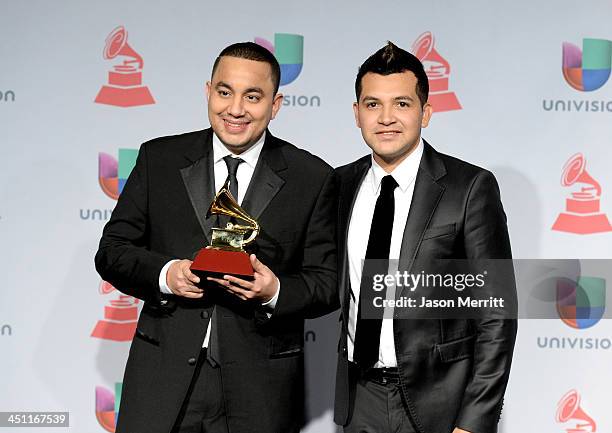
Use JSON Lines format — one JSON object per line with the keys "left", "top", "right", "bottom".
{"left": 255, "top": 33, "right": 303, "bottom": 86}
{"left": 563, "top": 38, "right": 612, "bottom": 91}
{"left": 557, "top": 276, "right": 606, "bottom": 329}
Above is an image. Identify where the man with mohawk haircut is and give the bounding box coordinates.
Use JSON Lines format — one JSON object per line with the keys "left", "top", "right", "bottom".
{"left": 334, "top": 42, "right": 517, "bottom": 433}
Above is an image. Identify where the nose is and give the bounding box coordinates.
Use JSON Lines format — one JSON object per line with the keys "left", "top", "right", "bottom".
{"left": 228, "top": 95, "right": 245, "bottom": 117}
{"left": 378, "top": 105, "right": 395, "bottom": 125}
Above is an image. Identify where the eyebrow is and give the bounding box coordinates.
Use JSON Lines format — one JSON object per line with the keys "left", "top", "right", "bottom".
{"left": 361, "top": 95, "right": 415, "bottom": 103}
{"left": 215, "top": 81, "right": 265, "bottom": 95}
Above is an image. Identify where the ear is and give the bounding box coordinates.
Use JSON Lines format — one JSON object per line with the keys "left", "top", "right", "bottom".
{"left": 353, "top": 102, "right": 361, "bottom": 128}
{"left": 421, "top": 102, "right": 433, "bottom": 128}
{"left": 270, "top": 92, "right": 284, "bottom": 119}
{"left": 205, "top": 81, "right": 211, "bottom": 101}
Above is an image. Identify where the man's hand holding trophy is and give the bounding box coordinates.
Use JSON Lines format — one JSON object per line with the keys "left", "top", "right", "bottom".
{"left": 190, "top": 180, "right": 279, "bottom": 303}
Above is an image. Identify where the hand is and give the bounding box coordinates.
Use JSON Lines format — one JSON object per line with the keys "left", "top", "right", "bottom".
{"left": 167, "top": 259, "right": 203, "bottom": 299}
{"left": 207, "top": 254, "right": 279, "bottom": 302}
{"left": 453, "top": 428, "right": 472, "bottom": 433}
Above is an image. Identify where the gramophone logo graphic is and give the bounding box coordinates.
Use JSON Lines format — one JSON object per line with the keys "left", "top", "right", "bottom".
{"left": 95, "top": 26, "right": 155, "bottom": 107}
{"left": 98, "top": 148, "right": 139, "bottom": 200}
{"left": 254, "top": 33, "right": 303, "bottom": 86}
{"left": 552, "top": 153, "right": 612, "bottom": 234}
{"left": 91, "top": 281, "right": 139, "bottom": 342}
{"left": 411, "top": 31, "right": 461, "bottom": 113}
{"left": 563, "top": 38, "right": 612, "bottom": 92}
{"left": 95, "top": 382, "right": 122, "bottom": 432}
{"left": 557, "top": 276, "right": 605, "bottom": 329}
{"left": 556, "top": 390, "right": 597, "bottom": 433}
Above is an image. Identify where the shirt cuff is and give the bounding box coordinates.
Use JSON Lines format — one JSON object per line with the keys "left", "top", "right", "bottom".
{"left": 159, "top": 259, "right": 179, "bottom": 294}
{"left": 261, "top": 277, "right": 280, "bottom": 310}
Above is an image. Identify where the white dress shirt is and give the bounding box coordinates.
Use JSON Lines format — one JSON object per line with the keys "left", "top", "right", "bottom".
{"left": 347, "top": 140, "right": 424, "bottom": 367}
{"left": 159, "top": 131, "right": 279, "bottom": 348}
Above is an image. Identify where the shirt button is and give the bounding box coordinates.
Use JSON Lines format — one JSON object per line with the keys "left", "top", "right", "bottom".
{"left": 188, "top": 357, "right": 197, "bottom": 366}
{"left": 201, "top": 310, "right": 210, "bottom": 319}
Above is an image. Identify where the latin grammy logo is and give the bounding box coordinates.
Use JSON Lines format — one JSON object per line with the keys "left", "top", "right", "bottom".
{"left": 411, "top": 31, "right": 461, "bottom": 113}
{"left": 91, "top": 281, "right": 139, "bottom": 342}
{"left": 552, "top": 153, "right": 612, "bottom": 234}
{"left": 94, "top": 26, "right": 155, "bottom": 107}
{"left": 556, "top": 389, "right": 597, "bottom": 433}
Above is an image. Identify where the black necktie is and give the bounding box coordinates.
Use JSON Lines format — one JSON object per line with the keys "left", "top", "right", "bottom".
{"left": 223, "top": 155, "right": 244, "bottom": 200}
{"left": 354, "top": 174, "right": 398, "bottom": 369}
{"left": 207, "top": 155, "right": 244, "bottom": 367}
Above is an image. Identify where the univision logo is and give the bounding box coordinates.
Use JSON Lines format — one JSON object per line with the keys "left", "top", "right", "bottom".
{"left": 543, "top": 38, "right": 612, "bottom": 112}
{"left": 255, "top": 33, "right": 320, "bottom": 107}
{"left": 95, "top": 383, "right": 122, "bottom": 432}
{"left": 536, "top": 276, "right": 609, "bottom": 351}
{"left": 557, "top": 276, "right": 605, "bottom": 329}
{"left": 80, "top": 149, "right": 138, "bottom": 222}
{"left": 99, "top": 149, "right": 139, "bottom": 200}
{"left": 563, "top": 38, "right": 612, "bottom": 91}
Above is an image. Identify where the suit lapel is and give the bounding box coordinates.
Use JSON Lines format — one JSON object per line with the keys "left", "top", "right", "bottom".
{"left": 241, "top": 132, "right": 287, "bottom": 220}
{"left": 339, "top": 156, "right": 371, "bottom": 316}
{"left": 397, "top": 141, "right": 447, "bottom": 298}
{"left": 180, "top": 129, "right": 215, "bottom": 244}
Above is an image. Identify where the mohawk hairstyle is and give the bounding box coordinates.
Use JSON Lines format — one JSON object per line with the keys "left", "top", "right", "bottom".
{"left": 355, "top": 41, "right": 429, "bottom": 106}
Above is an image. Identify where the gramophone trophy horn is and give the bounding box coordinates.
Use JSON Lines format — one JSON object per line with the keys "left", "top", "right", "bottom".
{"left": 190, "top": 181, "right": 260, "bottom": 279}
{"left": 556, "top": 389, "right": 597, "bottom": 432}
{"left": 103, "top": 26, "right": 144, "bottom": 69}
{"left": 560, "top": 153, "right": 601, "bottom": 196}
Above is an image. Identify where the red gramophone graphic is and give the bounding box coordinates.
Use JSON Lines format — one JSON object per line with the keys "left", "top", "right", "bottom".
{"left": 411, "top": 32, "right": 461, "bottom": 113}
{"left": 94, "top": 26, "right": 155, "bottom": 107}
{"left": 556, "top": 389, "right": 597, "bottom": 433}
{"left": 552, "top": 153, "right": 612, "bottom": 234}
{"left": 91, "top": 281, "right": 139, "bottom": 342}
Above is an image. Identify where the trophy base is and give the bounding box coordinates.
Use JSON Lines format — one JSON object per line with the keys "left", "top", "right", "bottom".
{"left": 191, "top": 248, "right": 254, "bottom": 279}
{"left": 428, "top": 91, "right": 461, "bottom": 113}
{"left": 91, "top": 320, "right": 137, "bottom": 341}
{"left": 95, "top": 85, "right": 155, "bottom": 107}
{"left": 552, "top": 212, "right": 612, "bottom": 234}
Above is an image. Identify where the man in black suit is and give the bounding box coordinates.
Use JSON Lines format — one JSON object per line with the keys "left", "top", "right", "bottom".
{"left": 334, "top": 42, "right": 517, "bottom": 433}
{"left": 95, "top": 42, "right": 337, "bottom": 433}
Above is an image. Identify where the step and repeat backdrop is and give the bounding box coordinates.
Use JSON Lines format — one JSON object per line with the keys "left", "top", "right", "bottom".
{"left": 2, "top": 0, "right": 611, "bottom": 432}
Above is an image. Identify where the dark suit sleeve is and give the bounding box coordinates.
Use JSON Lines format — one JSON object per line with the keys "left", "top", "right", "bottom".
{"left": 94, "top": 143, "right": 174, "bottom": 304}
{"left": 455, "top": 170, "right": 518, "bottom": 433}
{"left": 265, "top": 169, "right": 339, "bottom": 320}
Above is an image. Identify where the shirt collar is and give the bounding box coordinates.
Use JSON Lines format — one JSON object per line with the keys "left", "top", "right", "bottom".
{"left": 212, "top": 131, "right": 266, "bottom": 169}
{"left": 369, "top": 138, "right": 424, "bottom": 194}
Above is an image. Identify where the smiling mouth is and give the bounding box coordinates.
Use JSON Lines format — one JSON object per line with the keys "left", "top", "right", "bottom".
{"left": 223, "top": 119, "right": 250, "bottom": 132}
{"left": 376, "top": 131, "right": 401, "bottom": 136}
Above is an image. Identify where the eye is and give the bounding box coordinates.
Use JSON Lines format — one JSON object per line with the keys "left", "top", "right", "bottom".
{"left": 398, "top": 101, "right": 410, "bottom": 108}
{"left": 246, "top": 94, "right": 261, "bottom": 102}
{"left": 366, "top": 102, "right": 378, "bottom": 108}
{"left": 218, "top": 90, "right": 231, "bottom": 97}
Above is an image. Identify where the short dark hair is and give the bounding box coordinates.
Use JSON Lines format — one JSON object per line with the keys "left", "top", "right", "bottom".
{"left": 355, "top": 41, "right": 429, "bottom": 106}
{"left": 211, "top": 42, "right": 281, "bottom": 95}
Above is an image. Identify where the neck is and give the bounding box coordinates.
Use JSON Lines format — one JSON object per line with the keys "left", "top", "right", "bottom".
{"left": 373, "top": 139, "right": 420, "bottom": 173}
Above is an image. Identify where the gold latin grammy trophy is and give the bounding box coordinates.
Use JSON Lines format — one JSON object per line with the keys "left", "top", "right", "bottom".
{"left": 190, "top": 181, "right": 259, "bottom": 279}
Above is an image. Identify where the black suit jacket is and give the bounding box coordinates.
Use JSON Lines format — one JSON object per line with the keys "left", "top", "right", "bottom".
{"left": 334, "top": 141, "right": 517, "bottom": 433}
{"left": 95, "top": 128, "right": 338, "bottom": 433}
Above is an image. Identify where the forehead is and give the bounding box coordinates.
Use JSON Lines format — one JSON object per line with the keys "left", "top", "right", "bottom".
{"left": 360, "top": 71, "right": 419, "bottom": 98}
{"left": 211, "top": 56, "right": 274, "bottom": 91}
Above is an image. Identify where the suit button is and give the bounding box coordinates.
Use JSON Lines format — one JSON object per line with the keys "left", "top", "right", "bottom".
{"left": 201, "top": 310, "right": 210, "bottom": 319}
{"left": 188, "top": 357, "right": 197, "bottom": 366}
